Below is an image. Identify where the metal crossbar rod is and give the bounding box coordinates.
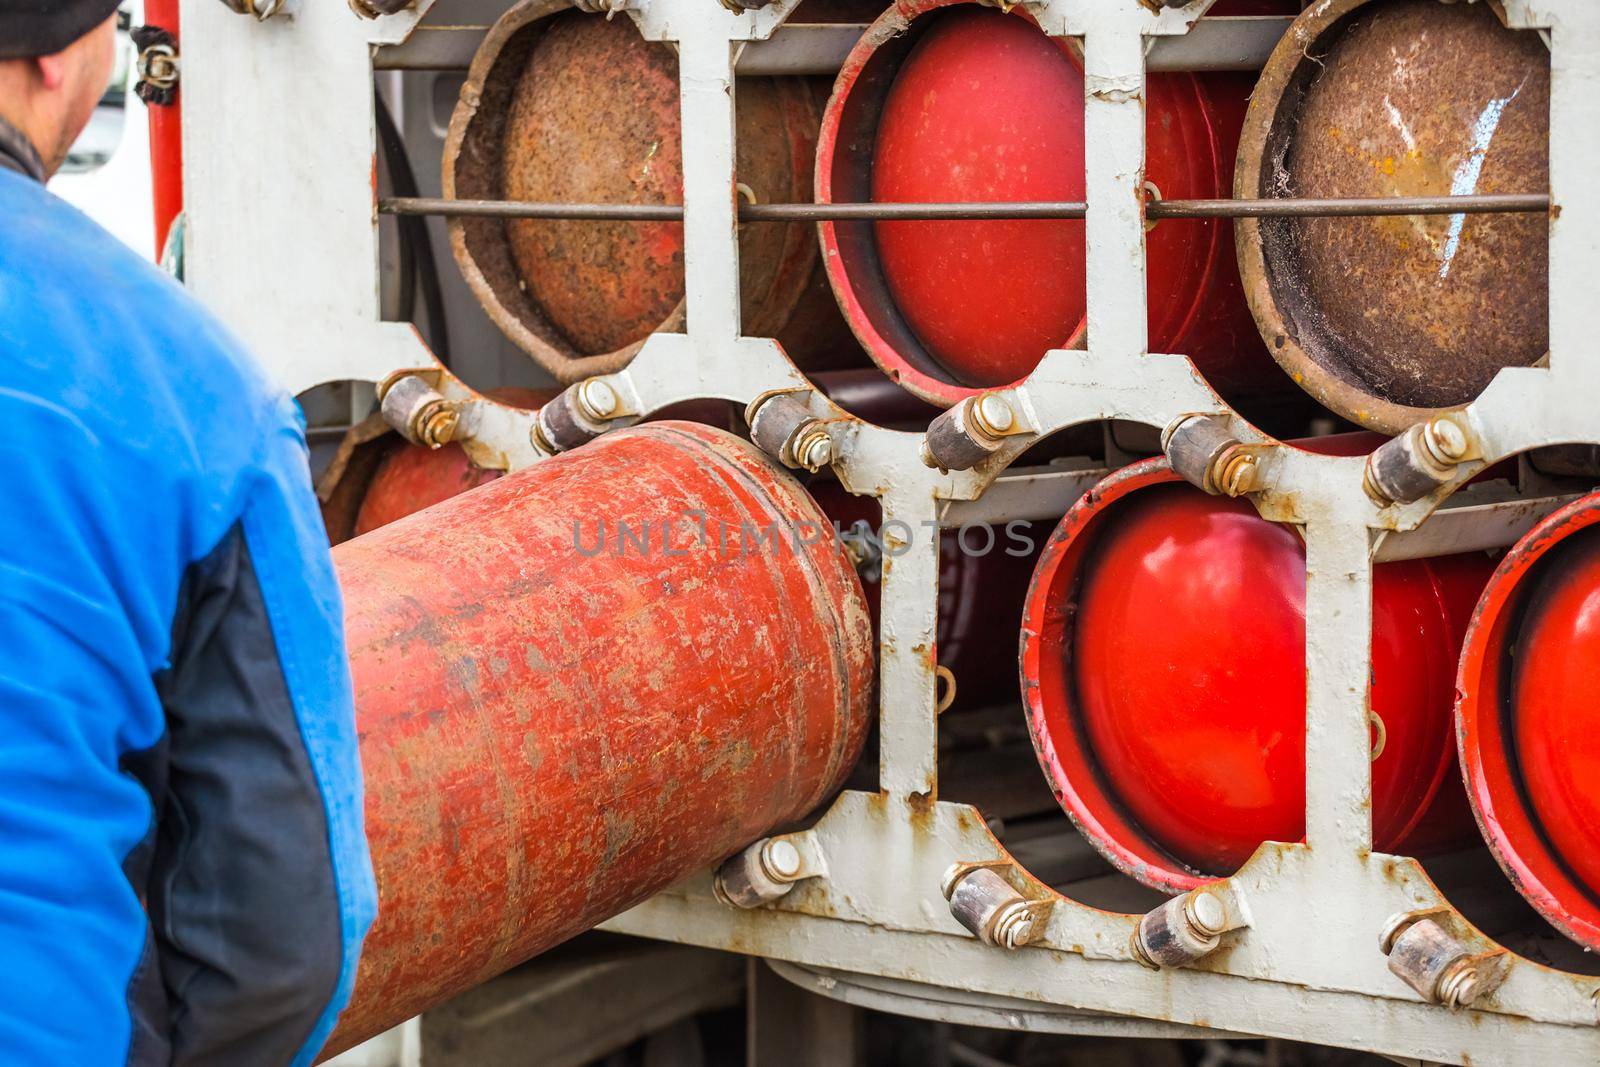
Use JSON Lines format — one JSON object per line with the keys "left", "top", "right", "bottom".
{"left": 379, "top": 194, "right": 1550, "bottom": 223}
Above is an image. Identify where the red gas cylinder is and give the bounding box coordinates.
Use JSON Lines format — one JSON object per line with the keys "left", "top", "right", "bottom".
{"left": 322, "top": 423, "right": 874, "bottom": 1054}
{"left": 1456, "top": 493, "right": 1600, "bottom": 951}
{"left": 353, "top": 442, "right": 503, "bottom": 537}
{"left": 1020, "top": 448, "right": 1495, "bottom": 892}
{"left": 817, "top": 0, "right": 1284, "bottom": 407}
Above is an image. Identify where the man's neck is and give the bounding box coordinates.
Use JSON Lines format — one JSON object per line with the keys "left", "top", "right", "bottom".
{"left": 0, "top": 112, "right": 46, "bottom": 183}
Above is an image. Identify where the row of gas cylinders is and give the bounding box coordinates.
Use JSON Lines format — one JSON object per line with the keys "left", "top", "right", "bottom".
{"left": 324, "top": 405, "right": 1600, "bottom": 1014}
{"left": 449, "top": 0, "right": 1549, "bottom": 434}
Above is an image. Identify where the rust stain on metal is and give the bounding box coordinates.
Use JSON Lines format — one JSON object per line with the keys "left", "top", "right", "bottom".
{"left": 444, "top": 2, "right": 856, "bottom": 382}
{"left": 321, "top": 423, "right": 875, "bottom": 1055}
{"left": 1237, "top": 0, "right": 1549, "bottom": 434}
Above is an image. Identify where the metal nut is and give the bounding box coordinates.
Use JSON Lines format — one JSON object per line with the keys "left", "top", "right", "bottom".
{"left": 1380, "top": 915, "right": 1484, "bottom": 1009}
{"left": 1162, "top": 414, "right": 1260, "bottom": 497}
{"left": 1132, "top": 889, "right": 1230, "bottom": 969}
{"left": 923, "top": 398, "right": 1001, "bottom": 472}
{"left": 715, "top": 837, "right": 807, "bottom": 909}
{"left": 1364, "top": 416, "right": 1477, "bottom": 507}
{"left": 379, "top": 374, "right": 458, "bottom": 450}
{"left": 576, "top": 378, "right": 620, "bottom": 421}
{"left": 417, "top": 406, "right": 459, "bottom": 449}
{"left": 746, "top": 391, "right": 834, "bottom": 473}
{"left": 760, "top": 839, "right": 803, "bottom": 882}
{"left": 1184, "top": 889, "right": 1228, "bottom": 938}
{"left": 941, "top": 865, "right": 1042, "bottom": 951}
{"left": 792, "top": 425, "right": 834, "bottom": 472}
{"left": 973, "top": 393, "right": 1016, "bottom": 437}
{"left": 1420, "top": 415, "right": 1471, "bottom": 465}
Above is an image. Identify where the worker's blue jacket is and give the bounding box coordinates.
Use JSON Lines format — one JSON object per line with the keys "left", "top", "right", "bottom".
{"left": 0, "top": 136, "right": 376, "bottom": 1063}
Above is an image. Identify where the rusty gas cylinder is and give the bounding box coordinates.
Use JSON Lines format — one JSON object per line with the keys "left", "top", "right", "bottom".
{"left": 351, "top": 441, "right": 503, "bottom": 538}
{"left": 816, "top": 0, "right": 1290, "bottom": 408}
{"left": 445, "top": 3, "right": 857, "bottom": 381}
{"left": 320, "top": 423, "right": 874, "bottom": 1054}
{"left": 1020, "top": 441, "right": 1495, "bottom": 893}
{"left": 1456, "top": 492, "right": 1600, "bottom": 952}
{"left": 1236, "top": 0, "right": 1550, "bottom": 433}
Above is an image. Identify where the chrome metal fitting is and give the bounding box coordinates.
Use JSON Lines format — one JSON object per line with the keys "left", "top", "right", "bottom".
{"left": 379, "top": 374, "right": 458, "bottom": 450}
{"left": 714, "top": 837, "right": 807, "bottom": 909}
{"left": 1364, "top": 414, "right": 1478, "bottom": 506}
{"left": 941, "top": 864, "right": 1045, "bottom": 951}
{"left": 1131, "top": 889, "right": 1230, "bottom": 970}
{"left": 1379, "top": 915, "right": 1485, "bottom": 1010}
{"left": 349, "top": 0, "right": 415, "bottom": 18}
{"left": 1161, "top": 414, "right": 1260, "bottom": 497}
{"left": 746, "top": 391, "right": 834, "bottom": 473}
{"left": 921, "top": 394, "right": 1030, "bottom": 473}
{"left": 135, "top": 44, "right": 179, "bottom": 94}
{"left": 534, "top": 380, "right": 622, "bottom": 454}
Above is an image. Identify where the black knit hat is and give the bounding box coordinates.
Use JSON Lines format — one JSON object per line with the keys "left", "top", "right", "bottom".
{"left": 0, "top": 0, "right": 123, "bottom": 60}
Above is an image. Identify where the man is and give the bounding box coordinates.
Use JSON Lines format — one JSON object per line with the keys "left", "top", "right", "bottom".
{"left": 0, "top": 4, "right": 376, "bottom": 1064}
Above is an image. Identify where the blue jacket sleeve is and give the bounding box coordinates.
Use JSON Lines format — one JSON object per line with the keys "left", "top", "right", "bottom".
{"left": 0, "top": 170, "right": 374, "bottom": 1066}
{"left": 148, "top": 395, "right": 377, "bottom": 1066}
{"left": 0, "top": 392, "right": 375, "bottom": 1067}
{"left": 0, "top": 391, "right": 171, "bottom": 1065}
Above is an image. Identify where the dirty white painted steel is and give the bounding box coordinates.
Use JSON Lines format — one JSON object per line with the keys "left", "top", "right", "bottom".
{"left": 196, "top": 0, "right": 1600, "bottom": 1061}
{"left": 372, "top": 15, "right": 1295, "bottom": 73}
{"left": 180, "top": 0, "right": 437, "bottom": 396}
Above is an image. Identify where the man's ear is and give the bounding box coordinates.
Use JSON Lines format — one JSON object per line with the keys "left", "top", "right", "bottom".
{"left": 34, "top": 53, "right": 67, "bottom": 92}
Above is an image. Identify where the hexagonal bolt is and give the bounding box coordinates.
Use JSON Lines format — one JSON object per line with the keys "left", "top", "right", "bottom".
{"left": 379, "top": 374, "right": 459, "bottom": 450}
{"left": 941, "top": 865, "right": 1042, "bottom": 951}
{"left": 1131, "top": 889, "right": 1229, "bottom": 970}
{"left": 747, "top": 392, "right": 834, "bottom": 473}
{"left": 1379, "top": 915, "right": 1486, "bottom": 1010}
{"left": 1161, "top": 415, "right": 1259, "bottom": 498}
{"left": 714, "top": 837, "right": 807, "bottom": 909}
{"left": 1364, "top": 416, "right": 1477, "bottom": 507}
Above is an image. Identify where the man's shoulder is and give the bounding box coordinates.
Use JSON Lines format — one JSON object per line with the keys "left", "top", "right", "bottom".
{"left": 0, "top": 172, "right": 289, "bottom": 472}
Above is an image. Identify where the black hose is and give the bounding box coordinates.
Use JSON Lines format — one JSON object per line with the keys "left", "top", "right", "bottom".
{"left": 373, "top": 92, "right": 417, "bottom": 326}
{"left": 374, "top": 91, "right": 452, "bottom": 366}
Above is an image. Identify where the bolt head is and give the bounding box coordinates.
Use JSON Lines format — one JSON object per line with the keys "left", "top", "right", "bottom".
{"left": 1427, "top": 417, "right": 1470, "bottom": 462}
{"left": 800, "top": 433, "right": 833, "bottom": 471}
{"left": 763, "top": 839, "right": 802, "bottom": 881}
{"left": 993, "top": 903, "right": 1034, "bottom": 950}
{"left": 1220, "top": 454, "right": 1257, "bottom": 497}
{"left": 976, "top": 394, "right": 1015, "bottom": 434}
{"left": 420, "top": 407, "right": 459, "bottom": 449}
{"left": 580, "top": 379, "right": 619, "bottom": 420}
{"left": 1186, "top": 890, "right": 1227, "bottom": 936}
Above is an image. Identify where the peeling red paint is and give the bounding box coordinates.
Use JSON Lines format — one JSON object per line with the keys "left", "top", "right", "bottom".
{"left": 321, "top": 423, "right": 874, "bottom": 1055}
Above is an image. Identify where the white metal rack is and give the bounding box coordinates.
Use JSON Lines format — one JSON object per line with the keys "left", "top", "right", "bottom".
{"left": 180, "top": 0, "right": 1600, "bottom": 1060}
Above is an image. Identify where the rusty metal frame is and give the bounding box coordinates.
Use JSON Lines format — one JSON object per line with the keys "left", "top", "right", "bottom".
{"left": 180, "top": 0, "right": 1600, "bottom": 1061}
